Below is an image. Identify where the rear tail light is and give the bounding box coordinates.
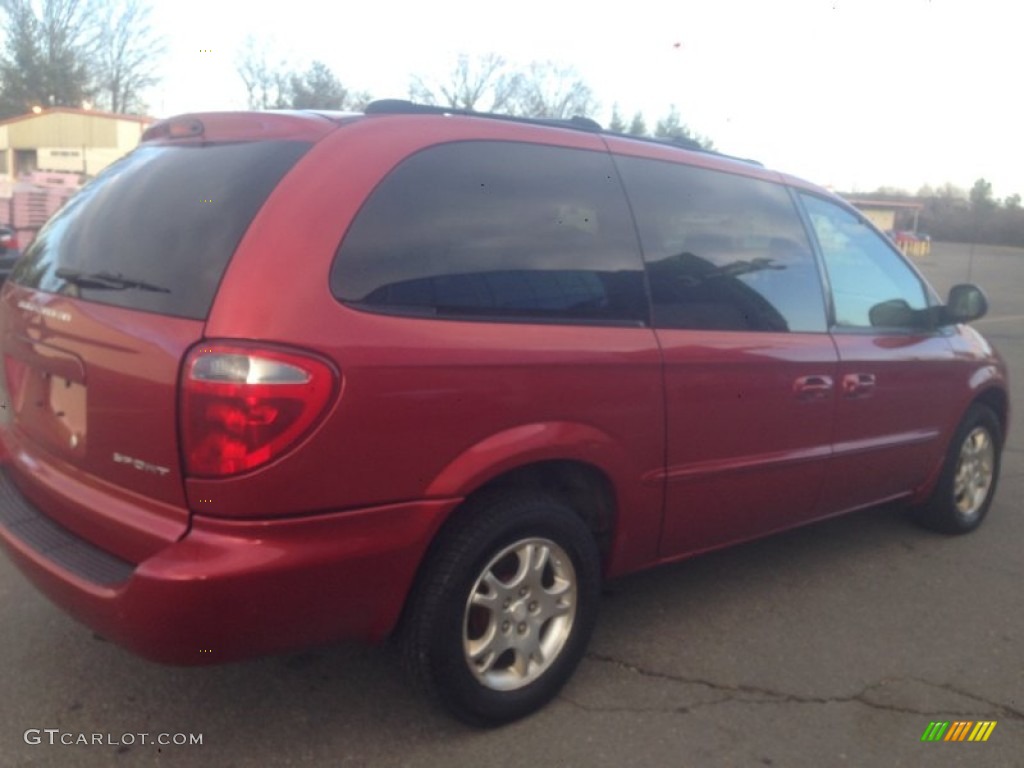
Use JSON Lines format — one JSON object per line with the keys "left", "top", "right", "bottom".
{"left": 1, "top": 233, "right": 16, "bottom": 249}
{"left": 181, "top": 343, "right": 337, "bottom": 477}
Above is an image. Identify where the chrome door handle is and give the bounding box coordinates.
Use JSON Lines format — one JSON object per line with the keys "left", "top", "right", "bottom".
{"left": 842, "top": 373, "right": 876, "bottom": 398}
{"left": 793, "top": 375, "right": 834, "bottom": 400}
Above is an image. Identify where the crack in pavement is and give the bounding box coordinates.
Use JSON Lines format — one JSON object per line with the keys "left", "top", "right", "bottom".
{"left": 574, "top": 652, "right": 1024, "bottom": 720}
{"left": 560, "top": 693, "right": 738, "bottom": 716}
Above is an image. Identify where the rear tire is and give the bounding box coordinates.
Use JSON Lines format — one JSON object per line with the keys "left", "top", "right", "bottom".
{"left": 401, "top": 491, "right": 601, "bottom": 726}
{"left": 912, "top": 404, "right": 1002, "bottom": 534}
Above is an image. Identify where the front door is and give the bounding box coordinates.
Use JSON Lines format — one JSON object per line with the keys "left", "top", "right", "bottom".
{"left": 799, "top": 193, "right": 961, "bottom": 512}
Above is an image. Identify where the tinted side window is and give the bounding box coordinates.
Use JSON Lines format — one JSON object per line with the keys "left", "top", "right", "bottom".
{"left": 616, "top": 157, "right": 826, "bottom": 333}
{"left": 800, "top": 194, "right": 929, "bottom": 329}
{"left": 332, "top": 141, "right": 647, "bottom": 325}
{"left": 12, "top": 141, "right": 311, "bottom": 320}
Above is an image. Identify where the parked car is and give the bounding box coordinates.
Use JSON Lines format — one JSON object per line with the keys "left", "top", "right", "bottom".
{"left": 0, "top": 101, "right": 1009, "bottom": 726}
{"left": 885, "top": 229, "right": 931, "bottom": 257}
{"left": 0, "top": 226, "right": 20, "bottom": 281}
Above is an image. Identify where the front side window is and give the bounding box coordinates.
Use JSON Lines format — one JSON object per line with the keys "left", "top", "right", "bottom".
{"left": 615, "top": 156, "right": 827, "bottom": 333}
{"left": 331, "top": 141, "right": 647, "bottom": 325}
{"left": 800, "top": 194, "right": 930, "bottom": 330}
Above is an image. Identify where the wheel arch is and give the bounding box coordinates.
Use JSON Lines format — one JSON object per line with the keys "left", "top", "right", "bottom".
{"left": 913, "top": 383, "right": 1010, "bottom": 505}
{"left": 456, "top": 459, "right": 618, "bottom": 558}
{"left": 422, "top": 421, "right": 632, "bottom": 555}
{"left": 389, "top": 420, "right": 660, "bottom": 641}
{"left": 394, "top": 450, "right": 623, "bottom": 640}
{"left": 972, "top": 386, "right": 1010, "bottom": 447}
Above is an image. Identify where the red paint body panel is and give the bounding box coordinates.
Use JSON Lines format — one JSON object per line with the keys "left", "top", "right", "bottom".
{"left": 824, "top": 332, "right": 966, "bottom": 511}
{"left": 0, "top": 497, "right": 456, "bottom": 662}
{"left": 656, "top": 331, "right": 839, "bottom": 554}
{"left": 189, "top": 312, "right": 666, "bottom": 574}
{"left": 0, "top": 284, "right": 201, "bottom": 560}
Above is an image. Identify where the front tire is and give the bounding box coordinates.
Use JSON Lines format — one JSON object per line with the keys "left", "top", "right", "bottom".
{"left": 913, "top": 404, "right": 1002, "bottom": 534}
{"left": 401, "top": 491, "right": 601, "bottom": 726}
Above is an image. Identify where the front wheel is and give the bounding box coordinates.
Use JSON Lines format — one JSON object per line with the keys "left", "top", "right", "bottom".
{"left": 401, "top": 491, "right": 601, "bottom": 726}
{"left": 913, "top": 404, "right": 1002, "bottom": 534}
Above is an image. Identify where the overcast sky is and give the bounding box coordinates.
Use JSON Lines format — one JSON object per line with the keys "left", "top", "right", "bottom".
{"left": 147, "top": 0, "right": 1022, "bottom": 198}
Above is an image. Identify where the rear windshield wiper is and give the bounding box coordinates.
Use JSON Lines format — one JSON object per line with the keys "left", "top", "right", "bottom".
{"left": 55, "top": 268, "right": 171, "bottom": 293}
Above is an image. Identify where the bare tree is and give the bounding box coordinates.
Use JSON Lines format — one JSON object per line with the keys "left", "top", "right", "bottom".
{"left": 38, "top": 0, "right": 94, "bottom": 96}
{"left": 512, "top": 60, "right": 597, "bottom": 119}
{"left": 93, "top": 0, "right": 164, "bottom": 113}
{"left": 235, "top": 35, "right": 290, "bottom": 109}
{"left": 409, "top": 54, "right": 598, "bottom": 120}
{"left": 410, "top": 53, "right": 523, "bottom": 113}
{"left": 235, "top": 41, "right": 372, "bottom": 111}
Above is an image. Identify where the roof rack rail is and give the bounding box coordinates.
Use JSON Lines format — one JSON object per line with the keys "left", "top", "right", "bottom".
{"left": 621, "top": 132, "right": 764, "bottom": 167}
{"left": 364, "top": 99, "right": 603, "bottom": 133}
{"left": 592, "top": 124, "right": 763, "bottom": 167}
{"left": 362, "top": 99, "right": 762, "bottom": 167}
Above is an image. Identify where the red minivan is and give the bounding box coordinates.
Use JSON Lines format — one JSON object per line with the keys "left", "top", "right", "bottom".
{"left": 0, "top": 101, "right": 1009, "bottom": 725}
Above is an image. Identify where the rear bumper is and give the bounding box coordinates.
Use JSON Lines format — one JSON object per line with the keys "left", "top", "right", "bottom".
{"left": 0, "top": 469, "right": 457, "bottom": 664}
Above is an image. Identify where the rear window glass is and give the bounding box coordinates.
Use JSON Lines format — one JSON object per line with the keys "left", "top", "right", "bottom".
{"left": 11, "top": 140, "right": 311, "bottom": 319}
{"left": 331, "top": 141, "right": 648, "bottom": 325}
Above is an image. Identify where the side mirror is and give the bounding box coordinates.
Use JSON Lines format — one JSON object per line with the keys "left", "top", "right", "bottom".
{"left": 942, "top": 284, "right": 989, "bottom": 325}
{"left": 869, "top": 298, "right": 916, "bottom": 328}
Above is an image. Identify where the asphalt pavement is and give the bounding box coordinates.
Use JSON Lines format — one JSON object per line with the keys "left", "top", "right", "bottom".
{"left": 1, "top": 241, "right": 1021, "bottom": 767}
